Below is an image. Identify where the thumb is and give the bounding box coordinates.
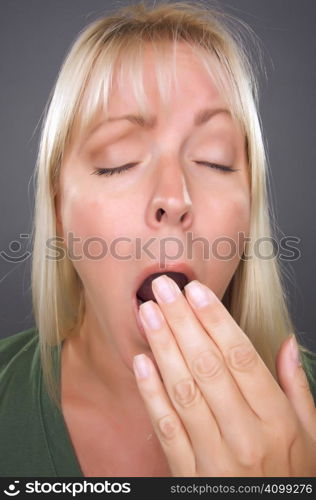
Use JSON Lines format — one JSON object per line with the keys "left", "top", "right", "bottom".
{"left": 276, "top": 335, "right": 316, "bottom": 435}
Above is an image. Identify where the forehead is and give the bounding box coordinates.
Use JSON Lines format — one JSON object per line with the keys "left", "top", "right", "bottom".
{"left": 73, "top": 40, "right": 243, "bottom": 146}
{"left": 110, "top": 43, "right": 224, "bottom": 114}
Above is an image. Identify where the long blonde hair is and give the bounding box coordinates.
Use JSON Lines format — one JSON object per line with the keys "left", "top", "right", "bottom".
{"left": 31, "top": 0, "right": 315, "bottom": 406}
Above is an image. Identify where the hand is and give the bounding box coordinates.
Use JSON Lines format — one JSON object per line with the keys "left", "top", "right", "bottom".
{"left": 133, "top": 275, "right": 316, "bottom": 476}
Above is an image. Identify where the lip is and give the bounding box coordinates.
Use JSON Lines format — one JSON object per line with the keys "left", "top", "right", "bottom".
{"left": 133, "top": 261, "right": 197, "bottom": 299}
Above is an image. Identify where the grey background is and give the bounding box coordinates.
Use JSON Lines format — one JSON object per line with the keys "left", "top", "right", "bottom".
{"left": 0, "top": 0, "right": 315, "bottom": 351}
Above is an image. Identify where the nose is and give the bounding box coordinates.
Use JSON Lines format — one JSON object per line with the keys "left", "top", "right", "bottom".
{"left": 146, "top": 162, "right": 193, "bottom": 230}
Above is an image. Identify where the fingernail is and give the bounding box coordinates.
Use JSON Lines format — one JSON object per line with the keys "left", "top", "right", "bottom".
{"left": 139, "top": 301, "right": 164, "bottom": 330}
{"left": 134, "top": 354, "right": 150, "bottom": 379}
{"left": 185, "top": 280, "right": 214, "bottom": 308}
{"left": 152, "top": 275, "right": 180, "bottom": 304}
{"left": 289, "top": 334, "right": 302, "bottom": 366}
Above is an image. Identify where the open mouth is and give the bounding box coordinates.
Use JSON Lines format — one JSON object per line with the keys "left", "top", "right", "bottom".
{"left": 136, "top": 271, "right": 189, "bottom": 306}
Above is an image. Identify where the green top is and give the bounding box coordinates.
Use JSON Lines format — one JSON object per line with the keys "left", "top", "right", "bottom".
{"left": 0, "top": 327, "right": 83, "bottom": 477}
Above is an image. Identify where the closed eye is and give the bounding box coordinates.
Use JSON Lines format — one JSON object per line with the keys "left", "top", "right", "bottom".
{"left": 92, "top": 163, "right": 137, "bottom": 177}
{"left": 195, "top": 161, "right": 238, "bottom": 173}
{"left": 92, "top": 161, "right": 239, "bottom": 176}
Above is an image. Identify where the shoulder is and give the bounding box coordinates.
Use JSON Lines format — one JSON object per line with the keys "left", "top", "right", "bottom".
{"left": 0, "top": 326, "right": 40, "bottom": 404}
{"left": 0, "top": 327, "right": 39, "bottom": 381}
{"left": 0, "top": 327, "right": 58, "bottom": 475}
{"left": 0, "top": 326, "right": 39, "bottom": 359}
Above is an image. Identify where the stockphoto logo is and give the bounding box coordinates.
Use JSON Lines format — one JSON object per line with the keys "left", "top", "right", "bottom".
{"left": 3, "top": 481, "right": 20, "bottom": 496}
{"left": 3, "top": 480, "right": 131, "bottom": 496}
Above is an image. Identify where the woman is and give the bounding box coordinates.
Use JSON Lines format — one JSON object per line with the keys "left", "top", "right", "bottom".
{"left": 1, "top": 1, "right": 316, "bottom": 477}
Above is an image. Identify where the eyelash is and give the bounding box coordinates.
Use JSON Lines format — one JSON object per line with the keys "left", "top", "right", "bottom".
{"left": 92, "top": 161, "right": 236, "bottom": 177}
{"left": 92, "top": 163, "right": 137, "bottom": 176}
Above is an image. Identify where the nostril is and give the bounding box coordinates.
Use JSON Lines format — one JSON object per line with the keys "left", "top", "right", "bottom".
{"left": 156, "top": 208, "right": 165, "bottom": 222}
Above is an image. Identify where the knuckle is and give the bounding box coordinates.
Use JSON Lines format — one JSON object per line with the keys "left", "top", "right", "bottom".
{"left": 227, "top": 343, "right": 258, "bottom": 371}
{"left": 157, "top": 414, "right": 179, "bottom": 442}
{"left": 173, "top": 377, "right": 199, "bottom": 408}
{"left": 192, "top": 350, "right": 224, "bottom": 381}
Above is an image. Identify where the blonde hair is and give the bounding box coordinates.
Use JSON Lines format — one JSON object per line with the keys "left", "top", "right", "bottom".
{"left": 31, "top": 0, "right": 315, "bottom": 407}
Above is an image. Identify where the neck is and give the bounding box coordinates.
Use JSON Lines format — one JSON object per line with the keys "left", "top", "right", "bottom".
{"left": 61, "top": 301, "right": 147, "bottom": 410}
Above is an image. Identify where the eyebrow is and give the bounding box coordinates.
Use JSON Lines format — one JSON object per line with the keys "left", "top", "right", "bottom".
{"left": 105, "top": 107, "right": 231, "bottom": 129}
{"left": 82, "top": 107, "right": 232, "bottom": 149}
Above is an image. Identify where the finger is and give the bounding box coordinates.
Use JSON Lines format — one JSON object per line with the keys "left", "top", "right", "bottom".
{"left": 276, "top": 335, "right": 316, "bottom": 435}
{"left": 149, "top": 276, "right": 259, "bottom": 454}
{"left": 133, "top": 353, "right": 195, "bottom": 476}
{"left": 183, "top": 279, "right": 291, "bottom": 423}
{"left": 139, "top": 299, "right": 222, "bottom": 467}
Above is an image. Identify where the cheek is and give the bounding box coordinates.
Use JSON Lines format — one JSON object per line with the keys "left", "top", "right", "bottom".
{"left": 60, "top": 189, "right": 138, "bottom": 278}
{"left": 61, "top": 190, "right": 135, "bottom": 240}
{"left": 207, "top": 189, "right": 250, "bottom": 242}
{"left": 199, "top": 190, "right": 250, "bottom": 294}
{"left": 222, "top": 193, "right": 250, "bottom": 245}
